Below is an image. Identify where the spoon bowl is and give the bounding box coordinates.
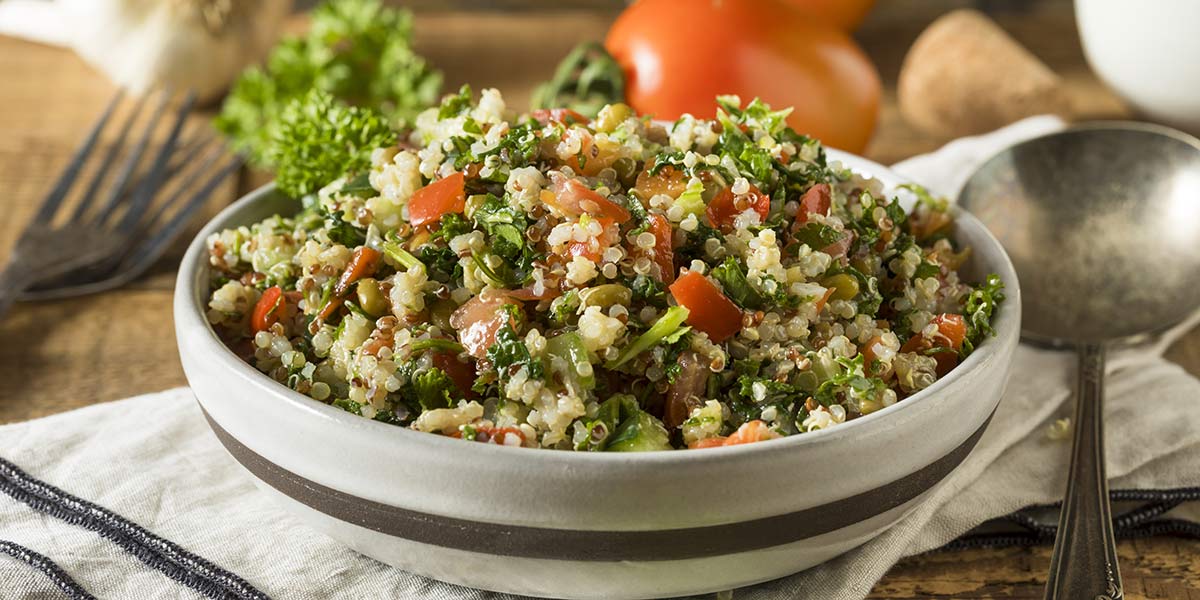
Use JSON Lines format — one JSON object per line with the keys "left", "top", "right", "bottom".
{"left": 960, "top": 122, "right": 1200, "bottom": 345}
{"left": 960, "top": 121, "right": 1200, "bottom": 600}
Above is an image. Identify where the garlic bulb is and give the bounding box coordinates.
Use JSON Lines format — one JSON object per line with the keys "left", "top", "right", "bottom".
{"left": 61, "top": 0, "right": 292, "bottom": 104}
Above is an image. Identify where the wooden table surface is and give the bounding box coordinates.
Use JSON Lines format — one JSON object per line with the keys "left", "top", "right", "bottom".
{"left": 1, "top": 2, "right": 1197, "bottom": 597}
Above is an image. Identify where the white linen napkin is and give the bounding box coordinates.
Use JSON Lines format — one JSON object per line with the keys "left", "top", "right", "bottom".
{"left": 3, "top": 117, "right": 1199, "bottom": 600}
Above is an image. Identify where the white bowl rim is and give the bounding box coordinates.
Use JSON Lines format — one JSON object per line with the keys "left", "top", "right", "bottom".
{"left": 177, "top": 149, "right": 1021, "bottom": 465}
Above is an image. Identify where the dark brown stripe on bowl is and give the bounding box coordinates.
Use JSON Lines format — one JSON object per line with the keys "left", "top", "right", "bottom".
{"left": 203, "top": 407, "right": 992, "bottom": 562}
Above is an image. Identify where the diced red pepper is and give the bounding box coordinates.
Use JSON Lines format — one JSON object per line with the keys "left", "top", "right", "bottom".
{"left": 647, "top": 213, "right": 676, "bottom": 284}
{"left": 409, "top": 172, "right": 466, "bottom": 227}
{"left": 669, "top": 271, "right": 742, "bottom": 343}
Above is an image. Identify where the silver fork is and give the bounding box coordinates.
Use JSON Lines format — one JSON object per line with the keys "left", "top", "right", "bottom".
{"left": 0, "top": 89, "right": 242, "bottom": 316}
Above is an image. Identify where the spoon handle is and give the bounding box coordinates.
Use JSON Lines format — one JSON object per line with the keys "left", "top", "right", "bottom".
{"left": 1044, "top": 343, "right": 1123, "bottom": 600}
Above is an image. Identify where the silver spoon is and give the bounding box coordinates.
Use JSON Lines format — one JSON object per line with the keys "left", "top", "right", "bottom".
{"left": 959, "top": 121, "right": 1200, "bottom": 600}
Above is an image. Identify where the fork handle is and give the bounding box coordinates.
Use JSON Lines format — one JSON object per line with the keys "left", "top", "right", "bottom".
{"left": 1044, "top": 343, "right": 1123, "bottom": 600}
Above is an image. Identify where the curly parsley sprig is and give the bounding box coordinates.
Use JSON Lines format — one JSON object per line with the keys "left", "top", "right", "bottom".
{"left": 216, "top": 0, "right": 441, "bottom": 166}
{"left": 267, "top": 89, "right": 395, "bottom": 199}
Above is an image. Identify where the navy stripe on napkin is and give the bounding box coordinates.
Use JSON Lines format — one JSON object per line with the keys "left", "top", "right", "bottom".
{"left": 1, "top": 539, "right": 98, "bottom": 600}
{"left": 0, "top": 456, "right": 272, "bottom": 600}
{"left": 944, "top": 487, "right": 1200, "bottom": 551}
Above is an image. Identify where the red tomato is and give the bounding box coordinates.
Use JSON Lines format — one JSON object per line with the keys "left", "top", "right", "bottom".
{"left": 605, "top": 0, "right": 881, "bottom": 153}
{"left": 706, "top": 185, "right": 770, "bottom": 232}
{"left": 408, "top": 172, "right": 466, "bottom": 227}
{"left": 567, "top": 216, "right": 617, "bottom": 262}
{"left": 547, "top": 173, "right": 631, "bottom": 223}
{"left": 449, "top": 291, "right": 521, "bottom": 359}
{"left": 796, "top": 183, "right": 831, "bottom": 225}
{"left": 669, "top": 271, "right": 743, "bottom": 343}
{"left": 251, "top": 286, "right": 285, "bottom": 333}
{"left": 432, "top": 350, "right": 477, "bottom": 397}
{"left": 531, "top": 108, "right": 589, "bottom": 125}
{"left": 783, "top": 0, "right": 875, "bottom": 30}
{"left": 647, "top": 213, "right": 676, "bottom": 283}
{"left": 901, "top": 313, "right": 967, "bottom": 376}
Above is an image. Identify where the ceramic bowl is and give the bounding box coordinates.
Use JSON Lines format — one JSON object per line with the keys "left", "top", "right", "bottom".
{"left": 174, "top": 151, "right": 1020, "bottom": 599}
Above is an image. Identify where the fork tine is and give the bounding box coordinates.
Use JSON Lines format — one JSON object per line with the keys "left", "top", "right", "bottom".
{"left": 19, "top": 153, "right": 245, "bottom": 302}
{"left": 90, "top": 89, "right": 174, "bottom": 225}
{"left": 115, "top": 91, "right": 196, "bottom": 233}
{"left": 31, "top": 89, "right": 124, "bottom": 224}
{"left": 135, "top": 136, "right": 224, "bottom": 232}
{"left": 123, "top": 154, "right": 244, "bottom": 273}
{"left": 114, "top": 127, "right": 216, "bottom": 210}
{"left": 70, "top": 93, "right": 148, "bottom": 221}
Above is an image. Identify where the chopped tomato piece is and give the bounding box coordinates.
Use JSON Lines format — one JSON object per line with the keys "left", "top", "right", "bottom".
{"left": 688, "top": 420, "right": 779, "bottom": 449}
{"left": 547, "top": 173, "right": 631, "bottom": 223}
{"left": 632, "top": 165, "right": 687, "bottom": 201}
{"left": 647, "top": 213, "right": 676, "bottom": 283}
{"left": 408, "top": 172, "right": 466, "bottom": 227}
{"left": 568, "top": 241, "right": 594, "bottom": 261}
{"left": 334, "top": 247, "right": 382, "bottom": 297}
{"left": 564, "top": 132, "right": 620, "bottom": 176}
{"left": 689, "top": 436, "right": 728, "bottom": 449}
{"left": 449, "top": 291, "right": 522, "bottom": 359}
{"left": 507, "top": 286, "right": 562, "bottom": 301}
{"left": 706, "top": 184, "right": 770, "bottom": 232}
{"left": 821, "top": 231, "right": 854, "bottom": 260}
{"left": 251, "top": 286, "right": 285, "bottom": 333}
{"left": 860, "top": 335, "right": 887, "bottom": 374}
{"left": 796, "top": 183, "right": 831, "bottom": 225}
{"left": 933, "top": 313, "right": 967, "bottom": 349}
{"left": 900, "top": 313, "right": 967, "bottom": 376}
{"left": 724, "top": 420, "right": 780, "bottom": 445}
{"left": 668, "top": 271, "right": 742, "bottom": 342}
{"left": 433, "top": 350, "right": 477, "bottom": 397}
{"left": 531, "top": 108, "right": 589, "bottom": 125}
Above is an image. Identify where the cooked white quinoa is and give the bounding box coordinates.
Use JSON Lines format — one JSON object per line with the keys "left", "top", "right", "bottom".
{"left": 205, "top": 90, "right": 1003, "bottom": 451}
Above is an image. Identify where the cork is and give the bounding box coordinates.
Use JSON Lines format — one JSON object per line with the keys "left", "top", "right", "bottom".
{"left": 898, "top": 9, "right": 1073, "bottom": 138}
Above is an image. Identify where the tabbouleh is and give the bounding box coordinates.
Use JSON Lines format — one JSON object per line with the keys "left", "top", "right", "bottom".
{"left": 205, "top": 88, "right": 1004, "bottom": 451}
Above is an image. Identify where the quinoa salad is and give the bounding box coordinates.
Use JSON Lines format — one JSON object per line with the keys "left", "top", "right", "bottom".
{"left": 205, "top": 88, "right": 1004, "bottom": 451}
